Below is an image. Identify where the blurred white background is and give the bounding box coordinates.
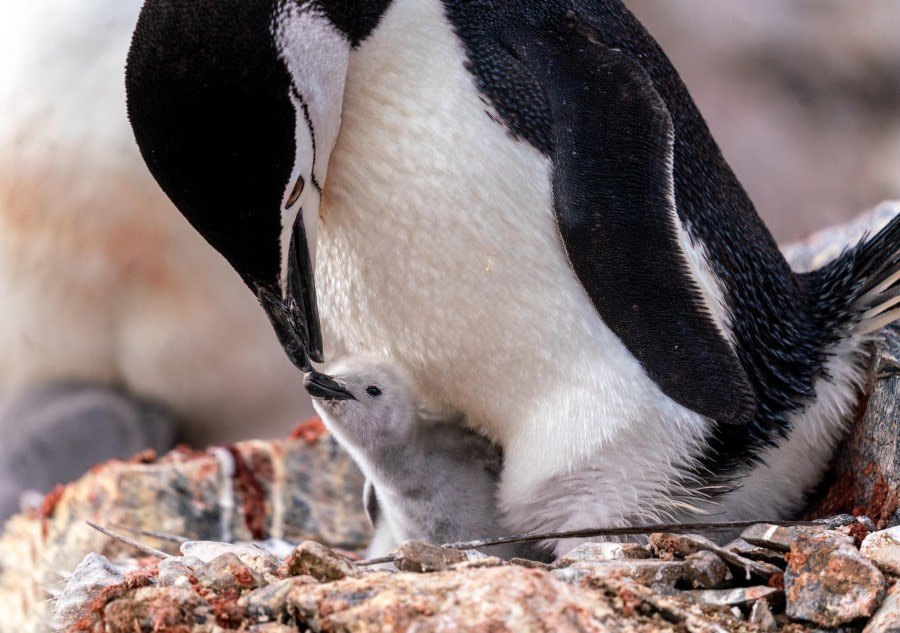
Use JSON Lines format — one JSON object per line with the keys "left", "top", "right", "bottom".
{"left": 626, "top": 0, "right": 900, "bottom": 240}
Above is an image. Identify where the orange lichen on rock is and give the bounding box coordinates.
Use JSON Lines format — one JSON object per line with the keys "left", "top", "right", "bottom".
{"left": 226, "top": 446, "right": 268, "bottom": 540}
{"left": 288, "top": 416, "right": 328, "bottom": 445}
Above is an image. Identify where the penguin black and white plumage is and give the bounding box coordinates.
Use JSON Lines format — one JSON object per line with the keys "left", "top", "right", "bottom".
{"left": 304, "top": 357, "right": 529, "bottom": 559}
{"left": 125, "top": 0, "right": 900, "bottom": 555}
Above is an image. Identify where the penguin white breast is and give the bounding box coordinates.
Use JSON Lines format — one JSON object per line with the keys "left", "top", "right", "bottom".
{"left": 316, "top": 0, "right": 711, "bottom": 488}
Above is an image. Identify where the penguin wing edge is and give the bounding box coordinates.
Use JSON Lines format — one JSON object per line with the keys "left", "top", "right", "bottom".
{"left": 363, "top": 480, "right": 380, "bottom": 528}
{"left": 506, "top": 13, "right": 756, "bottom": 426}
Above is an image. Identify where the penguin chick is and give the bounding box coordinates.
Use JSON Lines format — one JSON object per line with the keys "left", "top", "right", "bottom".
{"left": 304, "top": 357, "right": 524, "bottom": 559}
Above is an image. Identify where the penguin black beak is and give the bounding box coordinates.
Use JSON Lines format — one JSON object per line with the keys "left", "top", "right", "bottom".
{"left": 257, "top": 213, "right": 324, "bottom": 372}
{"left": 304, "top": 371, "right": 356, "bottom": 401}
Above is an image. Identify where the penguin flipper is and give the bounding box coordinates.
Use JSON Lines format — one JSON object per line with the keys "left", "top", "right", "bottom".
{"left": 363, "top": 479, "right": 380, "bottom": 528}
{"left": 507, "top": 13, "right": 755, "bottom": 425}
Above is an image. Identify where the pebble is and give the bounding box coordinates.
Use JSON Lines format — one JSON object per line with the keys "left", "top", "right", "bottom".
{"left": 684, "top": 551, "right": 732, "bottom": 589}
{"left": 815, "top": 514, "right": 864, "bottom": 530}
{"left": 157, "top": 558, "right": 195, "bottom": 587}
{"left": 749, "top": 599, "right": 778, "bottom": 632}
{"left": 509, "top": 557, "right": 553, "bottom": 571}
{"left": 392, "top": 541, "right": 467, "bottom": 573}
{"left": 196, "top": 552, "right": 266, "bottom": 591}
{"left": 55, "top": 553, "right": 125, "bottom": 621}
{"left": 686, "top": 586, "right": 778, "bottom": 609}
{"left": 863, "top": 585, "right": 900, "bottom": 633}
{"left": 180, "top": 541, "right": 280, "bottom": 576}
{"left": 556, "top": 542, "right": 650, "bottom": 566}
{"left": 554, "top": 560, "right": 686, "bottom": 588}
{"left": 861, "top": 526, "right": 900, "bottom": 576}
{"left": 785, "top": 531, "right": 886, "bottom": 627}
{"left": 285, "top": 541, "right": 359, "bottom": 581}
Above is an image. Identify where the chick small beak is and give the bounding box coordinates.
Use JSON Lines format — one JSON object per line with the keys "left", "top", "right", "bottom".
{"left": 303, "top": 371, "right": 356, "bottom": 401}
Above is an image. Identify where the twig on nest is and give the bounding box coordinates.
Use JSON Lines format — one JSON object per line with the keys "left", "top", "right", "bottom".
{"left": 354, "top": 518, "right": 819, "bottom": 567}
{"left": 355, "top": 555, "right": 399, "bottom": 567}
{"left": 441, "top": 518, "right": 821, "bottom": 550}
{"left": 85, "top": 520, "right": 173, "bottom": 559}
{"left": 110, "top": 524, "right": 189, "bottom": 544}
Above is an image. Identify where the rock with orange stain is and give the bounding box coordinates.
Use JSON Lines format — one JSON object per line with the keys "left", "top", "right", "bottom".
{"left": 288, "top": 417, "right": 329, "bottom": 446}
{"left": 785, "top": 532, "right": 886, "bottom": 626}
{"left": 861, "top": 527, "right": 900, "bottom": 577}
{"left": 0, "top": 432, "right": 368, "bottom": 632}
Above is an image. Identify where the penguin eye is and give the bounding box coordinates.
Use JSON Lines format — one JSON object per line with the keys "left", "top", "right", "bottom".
{"left": 285, "top": 174, "right": 305, "bottom": 208}
{"left": 366, "top": 386, "right": 382, "bottom": 397}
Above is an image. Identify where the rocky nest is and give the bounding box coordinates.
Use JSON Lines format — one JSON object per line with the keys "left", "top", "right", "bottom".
{"left": 2, "top": 206, "right": 900, "bottom": 632}
{"left": 55, "top": 517, "right": 900, "bottom": 632}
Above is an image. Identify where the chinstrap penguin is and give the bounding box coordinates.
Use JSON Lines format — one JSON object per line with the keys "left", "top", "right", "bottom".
{"left": 126, "top": 0, "right": 900, "bottom": 555}
{"left": 304, "top": 357, "right": 531, "bottom": 559}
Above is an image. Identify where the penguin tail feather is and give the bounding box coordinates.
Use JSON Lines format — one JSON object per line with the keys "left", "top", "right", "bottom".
{"left": 810, "top": 211, "right": 900, "bottom": 338}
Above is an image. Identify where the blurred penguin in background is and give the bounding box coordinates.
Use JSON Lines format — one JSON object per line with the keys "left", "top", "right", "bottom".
{"left": 0, "top": 0, "right": 314, "bottom": 520}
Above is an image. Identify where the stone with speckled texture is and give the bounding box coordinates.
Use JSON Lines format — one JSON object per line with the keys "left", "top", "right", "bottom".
{"left": 785, "top": 532, "right": 886, "bottom": 626}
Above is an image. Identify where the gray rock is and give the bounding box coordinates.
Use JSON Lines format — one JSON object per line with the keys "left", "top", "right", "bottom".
{"left": 684, "top": 551, "right": 732, "bottom": 589}
{"left": 285, "top": 541, "right": 359, "bottom": 581}
{"left": 686, "top": 586, "right": 778, "bottom": 609}
{"left": 861, "top": 526, "right": 900, "bottom": 576}
{"left": 157, "top": 558, "right": 195, "bottom": 587}
{"left": 551, "top": 566, "right": 591, "bottom": 584}
{"left": 54, "top": 552, "right": 125, "bottom": 622}
{"left": 785, "top": 531, "right": 886, "bottom": 626}
{"left": 509, "top": 557, "right": 553, "bottom": 571}
{"left": 864, "top": 585, "right": 900, "bottom": 633}
{"left": 749, "top": 599, "right": 777, "bottom": 633}
{"left": 556, "top": 542, "right": 650, "bottom": 566}
{"left": 0, "top": 383, "right": 177, "bottom": 523}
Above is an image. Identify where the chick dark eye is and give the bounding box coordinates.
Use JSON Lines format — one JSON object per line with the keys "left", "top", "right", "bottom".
{"left": 366, "top": 386, "right": 382, "bottom": 397}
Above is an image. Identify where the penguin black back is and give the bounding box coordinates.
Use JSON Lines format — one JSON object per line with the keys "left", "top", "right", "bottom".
{"left": 439, "top": 0, "right": 867, "bottom": 478}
